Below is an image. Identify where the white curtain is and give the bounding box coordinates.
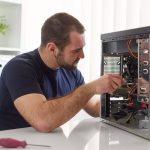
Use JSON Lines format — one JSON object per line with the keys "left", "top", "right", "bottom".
{"left": 101, "top": 0, "right": 150, "bottom": 33}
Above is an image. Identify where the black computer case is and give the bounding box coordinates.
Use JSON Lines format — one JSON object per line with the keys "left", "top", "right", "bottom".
{"left": 101, "top": 26, "right": 150, "bottom": 140}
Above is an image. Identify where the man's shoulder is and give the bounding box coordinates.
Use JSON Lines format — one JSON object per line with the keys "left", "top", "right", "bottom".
{"left": 7, "top": 49, "right": 37, "bottom": 66}
{"left": 1, "top": 49, "right": 39, "bottom": 75}
{"left": 12, "top": 49, "right": 37, "bottom": 62}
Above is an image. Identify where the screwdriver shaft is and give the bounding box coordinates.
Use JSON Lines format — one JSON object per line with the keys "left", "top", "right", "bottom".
{"left": 28, "top": 144, "right": 51, "bottom": 147}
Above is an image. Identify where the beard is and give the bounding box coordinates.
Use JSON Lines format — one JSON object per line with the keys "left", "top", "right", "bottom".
{"left": 55, "top": 52, "right": 79, "bottom": 70}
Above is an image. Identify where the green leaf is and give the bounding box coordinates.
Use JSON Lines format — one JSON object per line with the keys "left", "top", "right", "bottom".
{"left": 0, "top": 16, "right": 8, "bottom": 35}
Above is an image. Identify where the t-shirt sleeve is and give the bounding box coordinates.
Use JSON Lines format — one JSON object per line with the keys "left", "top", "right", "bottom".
{"left": 2, "top": 59, "right": 43, "bottom": 101}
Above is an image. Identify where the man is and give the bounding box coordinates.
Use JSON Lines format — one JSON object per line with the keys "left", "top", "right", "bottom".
{"left": 0, "top": 13, "right": 123, "bottom": 132}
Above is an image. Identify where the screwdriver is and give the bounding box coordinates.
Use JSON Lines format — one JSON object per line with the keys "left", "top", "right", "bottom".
{"left": 0, "top": 138, "right": 51, "bottom": 148}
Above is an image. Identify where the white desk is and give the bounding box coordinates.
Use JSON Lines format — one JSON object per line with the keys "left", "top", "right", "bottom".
{"left": 0, "top": 118, "right": 150, "bottom": 149}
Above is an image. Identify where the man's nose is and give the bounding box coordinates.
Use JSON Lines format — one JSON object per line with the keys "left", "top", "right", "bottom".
{"left": 78, "top": 50, "right": 84, "bottom": 59}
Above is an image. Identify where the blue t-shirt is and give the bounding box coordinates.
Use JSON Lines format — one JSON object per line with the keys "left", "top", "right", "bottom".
{"left": 0, "top": 49, "right": 85, "bottom": 130}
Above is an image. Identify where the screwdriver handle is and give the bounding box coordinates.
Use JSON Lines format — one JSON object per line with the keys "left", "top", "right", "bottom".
{"left": 0, "top": 138, "right": 27, "bottom": 148}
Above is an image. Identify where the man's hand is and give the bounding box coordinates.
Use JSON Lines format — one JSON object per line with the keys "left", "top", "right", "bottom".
{"left": 83, "top": 75, "right": 123, "bottom": 117}
{"left": 90, "top": 74, "right": 124, "bottom": 95}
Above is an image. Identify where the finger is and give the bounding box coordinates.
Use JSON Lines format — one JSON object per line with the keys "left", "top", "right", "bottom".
{"left": 108, "top": 85, "right": 116, "bottom": 94}
{"left": 106, "top": 74, "right": 123, "bottom": 83}
{"left": 112, "top": 80, "right": 119, "bottom": 89}
{"left": 106, "top": 79, "right": 119, "bottom": 94}
{"left": 111, "top": 77, "right": 123, "bottom": 87}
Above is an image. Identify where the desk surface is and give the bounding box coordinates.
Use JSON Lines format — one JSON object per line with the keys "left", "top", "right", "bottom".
{"left": 0, "top": 118, "right": 150, "bottom": 150}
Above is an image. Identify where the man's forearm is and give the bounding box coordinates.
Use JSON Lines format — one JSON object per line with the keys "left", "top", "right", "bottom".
{"left": 83, "top": 96, "right": 100, "bottom": 117}
{"left": 40, "top": 83, "right": 95, "bottom": 132}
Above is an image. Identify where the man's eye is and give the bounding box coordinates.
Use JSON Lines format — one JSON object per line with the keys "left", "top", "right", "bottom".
{"left": 72, "top": 50, "right": 79, "bottom": 54}
{"left": 76, "top": 49, "right": 82, "bottom": 52}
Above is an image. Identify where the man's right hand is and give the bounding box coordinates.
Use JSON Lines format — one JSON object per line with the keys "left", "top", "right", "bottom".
{"left": 90, "top": 74, "right": 124, "bottom": 95}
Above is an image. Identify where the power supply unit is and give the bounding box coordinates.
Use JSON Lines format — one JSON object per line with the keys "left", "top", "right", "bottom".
{"left": 101, "top": 26, "right": 150, "bottom": 140}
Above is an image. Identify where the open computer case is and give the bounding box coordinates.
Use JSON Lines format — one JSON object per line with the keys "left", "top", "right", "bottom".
{"left": 101, "top": 26, "right": 150, "bottom": 140}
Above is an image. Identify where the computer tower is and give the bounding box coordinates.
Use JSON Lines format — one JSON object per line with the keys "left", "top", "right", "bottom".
{"left": 101, "top": 26, "right": 150, "bottom": 140}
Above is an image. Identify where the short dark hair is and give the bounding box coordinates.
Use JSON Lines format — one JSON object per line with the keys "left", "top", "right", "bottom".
{"left": 40, "top": 12, "right": 85, "bottom": 51}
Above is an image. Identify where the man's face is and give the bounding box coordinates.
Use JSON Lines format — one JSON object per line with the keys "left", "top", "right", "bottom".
{"left": 55, "top": 31, "right": 85, "bottom": 70}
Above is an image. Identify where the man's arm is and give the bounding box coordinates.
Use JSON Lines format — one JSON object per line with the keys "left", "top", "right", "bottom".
{"left": 14, "top": 74, "right": 123, "bottom": 132}
{"left": 83, "top": 95, "right": 100, "bottom": 117}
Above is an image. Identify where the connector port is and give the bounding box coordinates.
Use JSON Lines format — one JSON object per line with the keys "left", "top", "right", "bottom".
{"left": 143, "top": 61, "right": 148, "bottom": 66}
{"left": 140, "top": 87, "right": 147, "bottom": 93}
{"left": 143, "top": 49, "right": 149, "bottom": 54}
{"left": 143, "top": 69, "right": 148, "bottom": 74}
{"left": 145, "top": 97, "right": 149, "bottom": 102}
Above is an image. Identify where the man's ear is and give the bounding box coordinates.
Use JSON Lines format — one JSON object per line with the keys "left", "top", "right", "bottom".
{"left": 46, "top": 42, "right": 57, "bottom": 54}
